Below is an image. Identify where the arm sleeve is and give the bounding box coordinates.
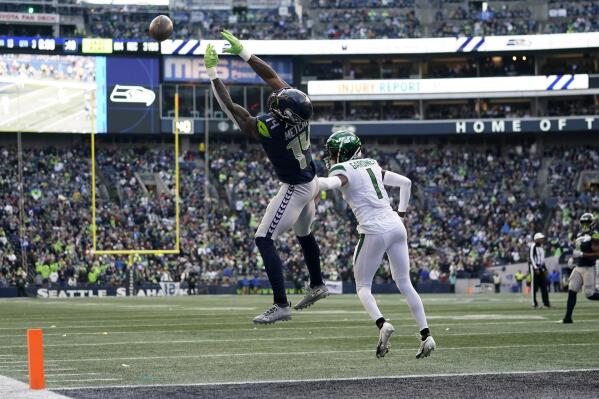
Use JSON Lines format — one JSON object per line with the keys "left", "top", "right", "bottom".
{"left": 318, "top": 176, "right": 342, "bottom": 191}
{"left": 580, "top": 237, "right": 593, "bottom": 253}
{"left": 529, "top": 245, "right": 537, "bottom": 268}
{"left": 382, "top": 171, "right": 411, "bottom": 212}
{"left": 210, "top": 80, "right": 239, "bottom": 129}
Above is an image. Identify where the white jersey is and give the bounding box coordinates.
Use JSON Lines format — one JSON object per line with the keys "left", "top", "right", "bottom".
{"left": 329, "top": 158, "right": 401, "bottom": 234}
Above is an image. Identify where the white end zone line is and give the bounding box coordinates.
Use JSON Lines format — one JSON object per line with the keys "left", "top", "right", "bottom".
{"left": 53, "top": 368, "right": 599, "bottom": 391}
{"left": 3, "top": 317, "right": 592, "bottom": 332}
{"left": 0, "top": 320, "right": 597, "bottom": 340}
{"left": 2, "top": 342, "right": 599, "bottom": 365}
{"left": 1, "top": 329, "right": 598, "bottom": 350}
{"left": 5, "top": 369, "right": 77, "bottom": 372}
{"left": 45, "top": 373, "right": 104, "bottom": 377}
{"left": 0, "top": 375, "right": 72, "bottom": 399}
{"left": 46, "top": 379, "right": 122, "bottom": 383}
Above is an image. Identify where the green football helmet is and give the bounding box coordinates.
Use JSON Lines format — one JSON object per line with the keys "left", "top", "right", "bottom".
{"left": 325, "top": 130, "right": 362, "bottom": 169}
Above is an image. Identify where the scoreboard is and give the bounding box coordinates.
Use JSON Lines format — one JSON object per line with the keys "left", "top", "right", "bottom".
{"left": 0, "top": 36, "right": 160, "bottom": 56}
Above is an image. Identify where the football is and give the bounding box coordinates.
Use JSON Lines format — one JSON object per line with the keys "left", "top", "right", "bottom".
{"left": 149, "top": 15, "right": 173, "bottom": 42}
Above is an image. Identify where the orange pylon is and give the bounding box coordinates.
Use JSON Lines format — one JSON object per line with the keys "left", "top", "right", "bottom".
{"left": 27, "top": 329, "right": 44, "bottom": 390}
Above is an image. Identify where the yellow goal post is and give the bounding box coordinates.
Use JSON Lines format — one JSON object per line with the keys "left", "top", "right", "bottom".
{"left": 90, "top": 93, "right": 181, "bottom": 259}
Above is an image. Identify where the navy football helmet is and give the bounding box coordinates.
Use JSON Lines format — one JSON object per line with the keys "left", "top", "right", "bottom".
{"left": 267, "top": 88, "right": 313, "bottom": 125}
{"left": 580, "top": 213, "right": 595, "bottom": 232}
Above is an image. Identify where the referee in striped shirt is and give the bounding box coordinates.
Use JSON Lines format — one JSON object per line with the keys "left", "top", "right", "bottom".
{"left": 529, "top": 233, "right": 550, "bottom": 308}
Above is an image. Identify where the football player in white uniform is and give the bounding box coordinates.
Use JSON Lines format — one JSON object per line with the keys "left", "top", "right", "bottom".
{"left": 317, "top": 130, "right": 435, "bottom": 358}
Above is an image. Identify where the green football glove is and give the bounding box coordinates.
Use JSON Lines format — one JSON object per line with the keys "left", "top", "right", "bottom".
{"left": 221, "top": 30, "right": 252, "bottom": 61}
{"left": 204, "top": 43, "right": 218, "bottom": 69}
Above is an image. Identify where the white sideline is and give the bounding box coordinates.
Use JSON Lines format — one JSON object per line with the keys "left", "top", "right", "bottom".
{"left": 54, "top": 368, "right": 599, "bottom": 391}
{"left": 0, "top": 375, "right": 72, "bottom": 399}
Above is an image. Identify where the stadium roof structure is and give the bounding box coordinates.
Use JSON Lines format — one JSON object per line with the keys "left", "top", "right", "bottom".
{"left": 160, "top": 32, "right": 599, "bottom": 56}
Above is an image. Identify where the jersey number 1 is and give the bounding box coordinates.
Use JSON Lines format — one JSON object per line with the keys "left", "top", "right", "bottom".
{"left": 286, "top": 131, "right": 310, "bottom": 169}
{"left": 366, "top": 168, "right": 383, "bottom": 199}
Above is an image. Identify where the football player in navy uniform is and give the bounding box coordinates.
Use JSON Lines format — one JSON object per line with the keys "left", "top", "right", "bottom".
{"left": 204, "top": 33, "right": 328, "bottom": 324}
{"left": 562, "top": 213, "right": 599, "bottom": 323}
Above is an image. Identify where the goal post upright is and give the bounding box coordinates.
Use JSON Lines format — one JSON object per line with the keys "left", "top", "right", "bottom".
{"left": 174, "top": 92, "right": 180, "bottom": 252}
{"left": 89, "top": 92, "right": 181, "bottom": 287}
{"left": 90, "top": 93, "right": 97, "bottom": 252}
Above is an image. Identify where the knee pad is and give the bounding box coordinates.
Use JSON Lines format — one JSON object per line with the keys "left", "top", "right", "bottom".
{"left": 396, "top": 276, "right": 411, "bottom": 291}
{"left": 356, "top": 284, "right": 372, "bottom": 295}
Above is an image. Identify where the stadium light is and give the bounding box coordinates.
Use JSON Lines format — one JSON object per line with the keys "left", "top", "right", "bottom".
{"left": 27, "top": 6, "right": 34, "bottom": 13}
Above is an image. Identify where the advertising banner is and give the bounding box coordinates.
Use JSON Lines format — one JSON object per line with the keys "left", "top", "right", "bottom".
{"left": 0, "top": 12, "right": 59, "bottom": 24}
{"left": 196, "top": 116, "right": 599, "bottom": 136}
{"left": 105, "top": 57, "right": 160, "bottom": 133}
{"left": 0, "top": 284, "right": 233, "bottom": 298}
{"left": 159, "top": 282, "right": 181, "bottom": 296}
{"left": 163, "top": 56, "right": 293, "bottom": 84}
{"left": 310, "top": 116, "right": 599, "bottom": 137}
{"left": 162, "top": 32, "right": 599, "bottom": 56}
{"left": 324, "top": 280, "right": 343, "bottom": 295}
{"left": 308, "top": 75, "right": 590, "bottom": 100}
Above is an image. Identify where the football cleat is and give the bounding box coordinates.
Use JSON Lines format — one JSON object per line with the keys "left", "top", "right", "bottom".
{"left": 294, "top": 284, "right": 329, "bottom": 310}
{"left": 416, "top": 335, "right": 436, "bottom": 359}
{"left": 560, "top": 317, "right": 573, "bottom": 324}
{"left": 376, "top": 322, "right": 395, "bottom": 358}
{"left": 253, "top": 303, "right": 292, "bottom": 325}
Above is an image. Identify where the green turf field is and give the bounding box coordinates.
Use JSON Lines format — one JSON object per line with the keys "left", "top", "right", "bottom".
{"left": 0, "top": 293, "right": 598, "bottom": 391}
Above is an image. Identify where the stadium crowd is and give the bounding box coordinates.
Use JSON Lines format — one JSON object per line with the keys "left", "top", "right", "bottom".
{"left": 3, "top": 0, "right": 597, "bottom": 40}
{"left": 544, "top": 147, "right": 599, "bottom": 256}
{"left": 0, "top": 141, "right": 596, "bottom": 290}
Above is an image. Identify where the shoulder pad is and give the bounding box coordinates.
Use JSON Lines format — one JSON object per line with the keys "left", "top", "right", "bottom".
{"left": 329, "top": 163, "right": 347, "bottom": 174}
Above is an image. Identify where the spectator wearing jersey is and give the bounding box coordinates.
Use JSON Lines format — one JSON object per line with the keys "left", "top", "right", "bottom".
{"left": 529, "top": 233, "right": 550, "bottom": 308}
{"left": 549, "top": 269, "right": 561, "bottom": 292}
{"left": 514, "top": 270, "right": 524, "bottom": 293}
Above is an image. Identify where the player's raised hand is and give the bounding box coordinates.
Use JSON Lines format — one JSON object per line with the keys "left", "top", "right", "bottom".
{"left": 204, "top": 43, "right": 219, "bottom": 69}
{"left": 221, "top": 30, "right": 244, "bottom": 55}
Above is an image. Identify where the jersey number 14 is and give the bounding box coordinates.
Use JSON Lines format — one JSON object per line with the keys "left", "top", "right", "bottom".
{"left": 286, "top": 130, "right": 310, "bottom": 169}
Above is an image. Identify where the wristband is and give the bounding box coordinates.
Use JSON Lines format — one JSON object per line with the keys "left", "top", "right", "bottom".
{"left": 207, "top": 67, "right": 217, "bottom": 80}
{"left": 239, "top": 47, "right": 252, "bottom": 62}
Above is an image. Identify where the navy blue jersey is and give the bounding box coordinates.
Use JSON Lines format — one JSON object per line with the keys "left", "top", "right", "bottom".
{"left": 575, "top": 229, "right": 599, "bottom": 267}
{"left": 256, "top": 112, "right": 315, "bottom": 185}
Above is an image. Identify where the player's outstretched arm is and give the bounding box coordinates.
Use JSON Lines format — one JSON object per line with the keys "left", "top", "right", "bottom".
{"left": 221, "top": 30, "right": 288, "bottom": 90}
{"left": 318, "top": 175, "right": 347, "bottom": 190}
{"left": 382, "top": 170, "right": 411, "bottom": 216}
{"left": 205, "top": 44, "right": 259, "bottom": 140}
